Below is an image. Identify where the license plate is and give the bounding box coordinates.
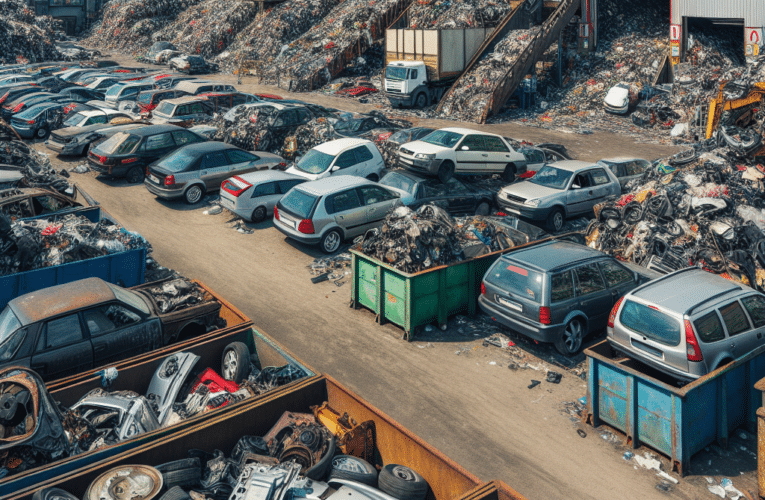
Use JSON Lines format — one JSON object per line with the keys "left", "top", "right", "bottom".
{"left": 148, "top": 174, "right": 159, "bottom": 184}
{"left": 497, "top": 297, "right": 522, "bottom": 312}
{"left": 280, "top": 217, "right": 295, "bottom": 229}
{"left": 220, "top": 197, "right": 233, "bottom": 209}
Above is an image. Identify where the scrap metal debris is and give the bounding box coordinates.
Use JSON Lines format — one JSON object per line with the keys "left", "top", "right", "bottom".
{"left": 0, "top": 0, "right": 68, "bottom": 64}
{"left": 407, "top": 0, "right": 515, "bottom": 29}
{"left": 146, "top": 278, "right": 212, "bottom": 314}
{"left": 308, "top": 252, "right": 351, "bottom": 285}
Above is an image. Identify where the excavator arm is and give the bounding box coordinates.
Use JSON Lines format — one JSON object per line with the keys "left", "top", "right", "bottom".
{"left": 706, "top": 81, "right": 765, "bottom": 139}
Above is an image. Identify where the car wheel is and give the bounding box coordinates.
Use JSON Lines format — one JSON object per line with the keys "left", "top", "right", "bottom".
{"left": 554, "top": 318, "right": 585, "bottom": 356}
{"left": 184, "top": 184, "right": 204, "bottom": 204}
{"left": 221, "top": 341, "right": 250, "bottom": 383}
{"left": 35, "top": 127, "right": 50, "bottom": 140}
{"left": 546, "top": 208, "right": 564, "bottom": 232}
{"left": 250, "top": 206, "right": 267, "bottom": 223}
{"left": 475, "top": 202, "right": 490, "bottom": 216}
{"left": 378, "top": 464, "right": 428, "bottom": 500}
{"left": 320, "top": 229, "right": 342, "bottom": 254}
{"left": 329, "top": 455, "right": 378, "bottom": 486}
{"left": 79, "top": 143, "right": 90, "bottom": 156}
{"left": 437, "top": 161, "right": 454, "bottom": 183}
{"left": 366, "top": 173, "right": 379, "bottom": 182}
{"left": 126, "top": 166, "right": 143, "bottom": 184}
{"left": 414, "top": 92, "right": 428, "bottom": 108}
{"left": 502, "top": 164, "right": 516, "bottom": 183}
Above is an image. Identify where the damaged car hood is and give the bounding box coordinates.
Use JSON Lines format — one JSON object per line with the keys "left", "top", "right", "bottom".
{"left": 500, "top": 181, "right": 563, "bottom": 200}
{"left": 146, "top": 351, "right": 200, "bottom": 425}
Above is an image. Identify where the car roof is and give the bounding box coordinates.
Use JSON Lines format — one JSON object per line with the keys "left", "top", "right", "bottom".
{"left": 163, "top": 95, "right": 207, "bottom": 105}
{"left": 296, "top": 175, "right": 372, "bottom": 195}
{"left": 598, "top": 157, "right": 642, "bottom": 163}
{"left": 179, "top": 141, "right": 237, "bottom": 154}
{"left": 629, "top": 268, "right": 745, "bottom": 315}
{"left": 8, "top": 277, "right": 116, "bottom": 326}
{"left": 503, "top": 240, "right": 606, "bottom": 272}
{"left": 24, "top": 102, "right": 61, "bottom": 113}
{"left": 384, "top": 170, "right": 425, "bottom": 183}
{"left": 314, "top": 138, "right": 372, "bottom": 154}
{"left": 236, "top": 170, "right": 304, "bottom": 183}
{"left": 438, "top": 127, "right": 498, "bottom": 136}
{"left": 128, "top": 124, "right": 182, "bottom": 136}
{"left": 81, "top": 108, "right": 123, "bottom": 117}
{"left": 545, "top": 160, "right": 600, "bottom": 172}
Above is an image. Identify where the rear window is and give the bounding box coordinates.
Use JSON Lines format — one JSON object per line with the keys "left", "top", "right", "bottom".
{"left": 619, "top": 300, "right": 681, "bottom": 346}
{"left": 694, "top": 311, "right": 726, "bottom": 343}
{"left": 720, "top": 301, "right": 750, "bottom": 336}
{"left": 95, "top": 132, "right": 140, "bottom": 155}
{"left": 136, "top": 92, "right": 153, "bottom": 105}
{"left": 155, "top": 101, "right": 175, "bottom": 116}
{"left": 485, "top": 260, "right": 543, "bottom": 303}
{"left": 280, "top": 189, "right": 318, "bottom": 219}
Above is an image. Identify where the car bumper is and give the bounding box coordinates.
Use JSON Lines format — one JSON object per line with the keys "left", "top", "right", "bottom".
{"left": 144, "top": 179, "right": 185, "bottom": 200}
{"left": 604, "top": 102, "right": 628, "bottom": 114}
{"left": 11, "top": 126, "right": 35, "bottom": 139}
{"left": 385, "top": 92, "right": 414, "bottom": 107}
{"left": 494, "top": 195, "right": 553, "bottom": 221}
{"left": 219, "top": 197, "right": 250, "bottom": 219}
{"left": 45, "top": 138, "right": 80, "bottom": 154}
{"left": 478, "top": 295, "right": 563, "bottom": 343}
{"left": 397, "top": 154, "right": 441, "bottom": 175}
{"left": 273, "top": 217, "right": 321, "bottom": 245}
{"left": 607, "top": 339, "right": 699, "bottom": 382}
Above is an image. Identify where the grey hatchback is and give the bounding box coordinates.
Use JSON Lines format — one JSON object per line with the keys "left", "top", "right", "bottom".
{"left": 479, "top": 240, "right": 656, "bottom": 355}
{"left": 607, "top": 267, "right": 765, "bottom": 381}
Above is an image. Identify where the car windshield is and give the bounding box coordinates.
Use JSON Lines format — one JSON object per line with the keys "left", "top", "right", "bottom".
{"left": 95, "top": 132, "right": 140, "bottom": 155}
{"left": 155, "top": 101, "right": 175, "bottom": 116}
{"left": 63, "top": 112, "right": 88, "bottom": 127}
{"left": 380, "top": 172, "right": 417, "bottom": 195}
{"left": 108, "top": 284, "right": 150, "bottom": 315}
{"left": 280, "top": 189, "right": 318, "bottom": 219}
{"left": 295, "top": 149, "right": 334, "bottom": 174}
{"left": 105, "top": 85, "right": 123, "bottom": 97}
{"left": 157, "top": 148, "right": 199, "bottom": 173}
{"left": 421, "top": 130, "right": 462, "bottom": 148}
{"left": 335, "top": 120, "right": 362, "bottom": 132}
{"left": 385, "top": 66, "right": 408, "bottom": 80}
{"left": 619, "top": 300, "right": 681, "bottom": 346}
{"left": 485, "top": 260, "right": 544, "bottom": 303}
{"left": 0, "top": 307, "right": 21, "bottom": 346}
{"left": 529, "top": 166, "right": 572, "bottom": 190}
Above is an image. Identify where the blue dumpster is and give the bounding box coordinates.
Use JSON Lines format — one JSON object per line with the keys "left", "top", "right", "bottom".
{"left": 585, "top": 340, "right": 765, "bottom": 475}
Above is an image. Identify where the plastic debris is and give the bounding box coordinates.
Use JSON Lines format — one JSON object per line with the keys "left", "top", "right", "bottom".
{"left": 528, "top": 380, "right": 540, "bottom": 389}
{"left": 545, "top": 371, "right": 562, "bottom": 384}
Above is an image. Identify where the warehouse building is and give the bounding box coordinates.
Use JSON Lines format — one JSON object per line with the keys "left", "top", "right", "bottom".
{"left": 29, "top": 0, "right": 103, "bottom": 35}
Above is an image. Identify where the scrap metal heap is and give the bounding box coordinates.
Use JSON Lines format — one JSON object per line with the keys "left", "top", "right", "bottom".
{"left": 0, "top": 140, "right": 72, "bottom": 193}
{"left": 586, "top": 133, "right": 765, "bottom": 291}
{"left": 210, "top": 105, "right": 282, "bottom": 153}
{"left": 359, "top": 205, "right": 541, "bottom": 273}
{"left": 439, "top": 27, "right": 541, "bottom": 122}
{"left": 281, "top": 118, "right": 335, "bottom": 160}
{"left": 146, "top": 277, "right": 212, "bottom": 314}
{"left": 407, "top": 0, "right": 515, "bottom": 29}
{"left": 0, "top": 0, "right": 67, "bottom": 63}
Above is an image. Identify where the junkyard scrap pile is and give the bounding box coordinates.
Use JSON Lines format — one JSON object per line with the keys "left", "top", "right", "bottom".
{"left": 407, "top": 0, "right": 515, "bottom": 29}
{"left": 0, "top": 0, "right": 66, "bottom": 64}
{"left": 359, "top": 205, "right": 541, "bottom": 273}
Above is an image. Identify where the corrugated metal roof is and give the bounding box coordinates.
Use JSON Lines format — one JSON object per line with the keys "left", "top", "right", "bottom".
{"left": 671, "top": 0, "right": 765, "bottom": 26}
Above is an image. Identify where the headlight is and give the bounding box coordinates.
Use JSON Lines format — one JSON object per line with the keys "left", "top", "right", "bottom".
{"left": 414, "top": 153, "right": 435, "bottom": 160}
{"left": 524, "top": 199, "right": 541, "bottom": 207}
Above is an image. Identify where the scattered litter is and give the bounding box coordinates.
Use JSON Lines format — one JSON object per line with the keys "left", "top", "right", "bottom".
{"left": 545, "top": 371, "right": 562, "bottom": 384}
{"left": 204, "top": 205, "right": 223, "bottom": 215}
{"left": 707, "top": 484, "right": 726, "bottom": 498}
{"left": 528, "top": 380, "right": 540, "bottom": 389}
{"left": 71, "top": 164, "right": 89, "bottom": 174}
{"left": 577, "top": 429, "right": 587, "bottom": 438}
{"left": 623, "top": 451, "right": 634, "bottom": 461}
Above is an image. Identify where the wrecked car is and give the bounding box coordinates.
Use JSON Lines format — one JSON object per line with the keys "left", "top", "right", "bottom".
{"left": 380, "top": 171, "right": 495, "bottom": 216}
{"left": 0, "top": 186, "right": 85, "bottom": 220}
{"left": 150, "top": 96, "right": 215, "bottom": 125}
{"left": 604, "top": 83, "right": 632, "bottom": 115}
{"left": 46, "top": 120, "right": 146, "bottom": 157}
{"left": 0, "top": 276, "right": 224, "bottom": 381}
{"left": 496, "top": 161, "right": 621, "bottom": 232}
{"left": 169, "top": 55, "right": 218, "bottom": 75}
{"left": 597, "top": 157, "right": 653, "bottom": 191}
{"left": 220, "top": 171, "right": 306, "bottom": 223}
{"left": 135, "top": 89, "right": 189, "bottom": 115}
{"left": 285, "top": 138, "right": 385, "bottom": 182}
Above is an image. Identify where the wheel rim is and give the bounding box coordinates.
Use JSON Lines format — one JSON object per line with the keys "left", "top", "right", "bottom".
{"left": 332, "top": 457, "right": 365, "bottom": 473}
{"left": 222, "top": 350, "right": 237, "bottom": 380}
{"left": 391, "top": 465, "right": 416, "bottom": 481}
{"left": 186, "top": 186, "right": 202, "bottom": 203}
{"left": 324, "top": 232, "right": 340, "bottom": 253}
{"left": 253, "top": 207, "right": 265, "bottom": 221}
{"left": 416, "top": 94, "right": 427, "bottom": 107}
{"left": 36, "top": 129, "right": 46, "bottom": 138}
{"left": 553, "top": 212, "right": 563, "bottom": 231}
{"left": 564, "top": 320, "right": 583, "bottom": 353}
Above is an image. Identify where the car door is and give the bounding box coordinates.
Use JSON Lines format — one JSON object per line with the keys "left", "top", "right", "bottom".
{"left": 142, "top": 132, "right": 176, "bottom": 162}
{"left": 29, "top": 313, "right": 93, "bottom": 380}
{"left": 199, "top": 150, "right": 232, "bottom": 189}
{"left": 328, "top": 189, "right": 365, "bottom": 237}
{"left": 589, "top": 168, "right": 613, "bottom": 206}
{"left": 741, "top": 294, "right": 765, "bottom": 353}
{"left": 599, "top": 259, "right": 636, "bottom": 306}
{"left": 443, "top": 177, "right": 475, "bottom": 214}
{"left": 358, "top": 185, "right": 397, "bottom": 228}
{"left": 566, "top": 171, "right": 595, "bottom": 215}
{"left": 331, "top": 149, "right": 361, "bottom": 177}
{"left": 85, "top": 302, "right": 159, "bottom": 365}
{"left": 417, "top": 179, "right": 449, "bottom": 211}
{"left": 273, "top": 110, "right": 298, "bottom": 133}
{"left": 572, "top": 263, "right": 613, "bottom": 331}
{"left": 345, "top": 146, "right": 371, "bottom": 177}
{"left": 454, "top": 135, "right": 486, "bottom": 173}
{"left": 251, "top": 181, "right": 280, "bottom": 213}
{"left": 225, "top": 150, "right": 261, "bottom": 179}
{"left": 481, "top": 135, "right": 513, "bottom": 174}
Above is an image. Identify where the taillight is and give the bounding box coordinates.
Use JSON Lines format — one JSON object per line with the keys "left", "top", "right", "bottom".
{"left": 121, "top": 157, "right": 138, "bottom": 164}
{"left": 608, "top": 297, "right": 624, "bottom": 329}
{"left": 685, "top": 319, "right": 703, "bottom": 361}
{"left": 26, "top": 120, "right": 35, "bottom": 125}
{"left": 0, "top": 92, "right": 10, "bottom": 104}
{"left": 278, "top": 162, "right": 286, "bottom": 168}
{"left": 164, "top": 175, "right": 175, "bottom": 186}
{"left": 298, "top": 219, "right": 315, "bottom": 234}
{"left": 221, "top": 178, "right": 250, "bottom": 197}
{"left": 539, "top": 306, "right": 551, "bottom": 325}
{"left": 480, "top": 282, "right": 486, "bottom": 295}
{"left": 12, "top": 103, "right": 23, "bottom": 113}
{"left": 273, "top": 206, "right": 280, "bottom": 220}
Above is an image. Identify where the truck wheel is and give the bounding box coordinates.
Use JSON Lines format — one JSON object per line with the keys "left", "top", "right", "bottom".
{"left": 437, "top": 161, "right": 454, "bottom": 183}
{"left": 414, "top": 92, "right": 428, "bottom": 108}
{"left": 320, "top": 229, "right": 342, "bottom": 254}
{"left": 221, "top": 341, "right": 251, "bottom": 383}
{"left": 502, "top": 164, "right": 516, "bottom": 183}
{"left": 546, "top": 208, "right": 564, "bottom": 232}
{"left": 250, "top": 206, "right": 267, "bottom": 222}
{"left": 126, "top": 166, "right": 144, "bottom": 184}
{"left": 329, "top": 455, "right": 378, "bottom": 486}
{"left": 184, "top": 184, "right": 204, "bottom": 204}
{"left": 378, "top": 464, "right": 428, "bottom": 500}
{"left": 554, "top": 318, "right": 586, "bottom": 356}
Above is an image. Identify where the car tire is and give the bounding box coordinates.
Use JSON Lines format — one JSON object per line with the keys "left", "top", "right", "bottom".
{"left": 35, "top": 127, "right": 50, "bottom": 140}
{"left": 546, "top": 208, "right": 564, "bottom": 232}
{"left": 378, "top": 464, "right": 428, "bottom": 500}
{"left": 554, "top": 318, "right": 586, "bottom": 356}
{"left": 329, "top": 455, "right": 378, "bottom": 486}
{"left": 221, "top": 341, "right": 251, "bottom": 384}
{"left": 502, "top": 164, "right": 516, "bottom": 183}
{"left": 475, "top": 202, "right": 490, "bottom": 216}
{"left": 414, "top": 92, "right": 428, "bottom": 108}
{"left": 320, "top": 229, "right": 342, "bottom": 254}
{"left": 251, "top": 206, "right": 267, "bottom": 223}
{"left": 437, "top": 161, "right": 454, "bottom": 184}
{"left": 126, "top": 166, "right": 144, "bottom": 184}
{"left": 366, "top": 173, "right": 379, "bottom": 182}
{"left": 184, "top": 184, "right": 204, "bottom": 204}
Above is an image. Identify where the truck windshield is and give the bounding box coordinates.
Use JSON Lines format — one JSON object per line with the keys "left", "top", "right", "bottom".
{"left": 295, "top": 149, "right": 334, "bottom": 174}
{"left": 529, "top": 166, "right": 572, "bottom": 190}
{"left": 485, "top": 260, "right": 544, "bottom": 303}
{"left": 385, "top": 67, "right": 408, "bottom": 80}
{"left": 421, "top": 130, "right": 462, "bottom": 148}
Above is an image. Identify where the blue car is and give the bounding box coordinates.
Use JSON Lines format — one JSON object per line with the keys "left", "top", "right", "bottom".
{"left": 10, "top": 102, "right": 64, "bottom": 140}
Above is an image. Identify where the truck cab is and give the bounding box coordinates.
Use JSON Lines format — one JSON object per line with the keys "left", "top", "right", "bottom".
{"left": 384, "top": 61, "right": 433, "bottom": 108}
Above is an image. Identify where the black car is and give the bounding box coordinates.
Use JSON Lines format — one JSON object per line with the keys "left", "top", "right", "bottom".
{"left": 34, "top": 76, "right": 76, "bottom": 93}
{"left": 57, "top": 87, "right": 105, "bottom": 102}
{"left": 88, "top": 124, "right": 205, "bottom": 183}
{"left": 379, "top": 170, "right": 495, "bottom": 216}
{"left": 0, "top": 85, "right": 44, "bottom": 107}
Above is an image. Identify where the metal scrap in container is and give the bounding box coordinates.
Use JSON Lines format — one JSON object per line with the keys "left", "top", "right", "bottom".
{"left": 408, "top": 0, "right": 515, "bottom": 29}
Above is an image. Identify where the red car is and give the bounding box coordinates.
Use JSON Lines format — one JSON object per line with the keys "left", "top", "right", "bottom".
{"left": 136, "top": 89, "right": 189, "bottom": 115}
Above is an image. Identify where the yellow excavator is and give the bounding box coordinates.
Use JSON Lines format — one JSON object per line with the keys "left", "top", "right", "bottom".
{"left": 706, "top": 81, "right": 765, "bottom": 139}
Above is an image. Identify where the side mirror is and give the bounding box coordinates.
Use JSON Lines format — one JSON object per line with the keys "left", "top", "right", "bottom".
{"left": 460, "top": 145, "right": 469, "bottom": 151}
{"left": 331, "top": 165, "right": 340, "bottom": 172}
{"left": 571, "top": 184, "right": 581, "bottom": 189}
